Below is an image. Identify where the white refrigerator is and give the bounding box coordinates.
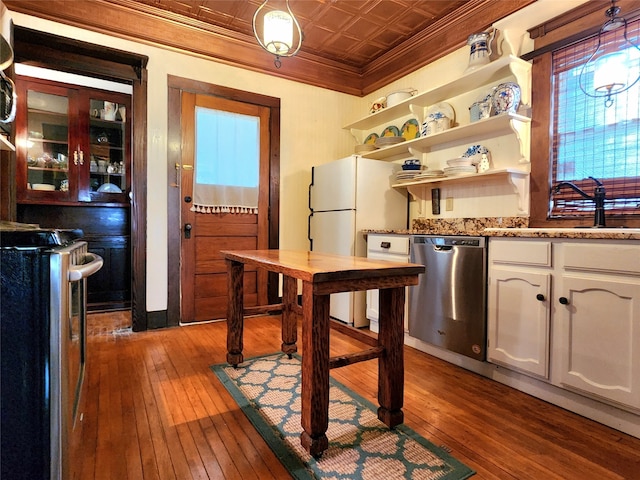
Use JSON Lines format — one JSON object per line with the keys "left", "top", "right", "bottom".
{"left": 308, "top": 155, "right": 408, "bottom": 327}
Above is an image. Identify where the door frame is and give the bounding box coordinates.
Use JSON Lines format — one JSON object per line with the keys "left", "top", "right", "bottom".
{"left": 166, "top": 75, "right": 281, "bottom": 327}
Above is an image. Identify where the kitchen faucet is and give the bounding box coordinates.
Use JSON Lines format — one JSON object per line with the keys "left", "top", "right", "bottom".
{"left": 552, "top": 176, "right": 606, "bottom": 227}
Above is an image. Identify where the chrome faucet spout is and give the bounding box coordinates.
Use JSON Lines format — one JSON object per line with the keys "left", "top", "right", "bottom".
{"left": 552, "top": 177, "right": 606, "bottom": 227}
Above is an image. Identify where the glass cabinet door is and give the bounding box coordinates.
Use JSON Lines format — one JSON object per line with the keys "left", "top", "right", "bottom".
{"left": 88, "top": 96, "right": 127, "bottom": 198}
{"left": 25, "top": 89, "right": 72, "bottom": 197}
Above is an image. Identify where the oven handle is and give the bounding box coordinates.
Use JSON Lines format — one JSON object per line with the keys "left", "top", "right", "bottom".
{"left": 68, "top": 253, "right": 104, "bottom": 281}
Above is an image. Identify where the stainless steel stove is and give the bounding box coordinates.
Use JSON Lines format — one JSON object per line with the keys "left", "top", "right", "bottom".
{"left": 1, "top": 222, "right": 103, "bottom": 480}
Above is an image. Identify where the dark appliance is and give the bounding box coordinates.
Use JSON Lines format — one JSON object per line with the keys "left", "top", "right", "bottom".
{"left": 1, "top": 223, "right": 103, "bottom": 480}
{"left": 408, "top": 235, "right": 487, "bottom": 361}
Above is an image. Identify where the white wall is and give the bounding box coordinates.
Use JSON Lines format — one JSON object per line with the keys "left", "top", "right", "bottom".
{"left": 5, "top": 0, "right": 588, "bottom": 314}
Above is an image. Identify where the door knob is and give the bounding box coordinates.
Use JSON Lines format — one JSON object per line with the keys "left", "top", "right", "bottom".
{"left": 184, "top": 223, "right": 192, "bottom": 239}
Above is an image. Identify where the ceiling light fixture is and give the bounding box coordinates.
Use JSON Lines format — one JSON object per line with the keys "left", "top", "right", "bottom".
{"left": 252, "top": 0, "right": 302, "bottom": 69}
{"left": 578, "top": 0, "right": 640, "bottom": 107}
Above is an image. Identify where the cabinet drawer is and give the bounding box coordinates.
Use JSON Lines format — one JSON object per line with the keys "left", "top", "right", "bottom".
{"left": 490, "top": 239, "right": 552, "bottom": 267}
{"left": 367, "top": 234, "right": 409, "bottom": 256}
{"left": 564, "top": 242, "right": 640, "bottom": 275}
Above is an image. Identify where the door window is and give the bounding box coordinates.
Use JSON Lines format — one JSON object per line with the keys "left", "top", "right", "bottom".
{"left": 193, "top": 107, "right": 260, "bottom": 213}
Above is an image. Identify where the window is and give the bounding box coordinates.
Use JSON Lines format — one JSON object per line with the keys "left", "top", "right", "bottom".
{"left": 192, "top": 107, "right": 260, "bottom": 213}
{"left": 550, "top": 17, "right": 640, "bottom": 219}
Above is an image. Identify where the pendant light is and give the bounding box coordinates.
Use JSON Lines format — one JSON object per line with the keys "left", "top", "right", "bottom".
{"left": 252, "top": 0, "right": 302, "bottom": 69}
{"left": 578, "top": 0, "right": 640, "bottom": 107}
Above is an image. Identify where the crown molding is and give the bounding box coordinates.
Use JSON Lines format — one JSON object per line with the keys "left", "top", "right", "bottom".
{"left": 4, "top": 0, "right": 534, "bottom": 96}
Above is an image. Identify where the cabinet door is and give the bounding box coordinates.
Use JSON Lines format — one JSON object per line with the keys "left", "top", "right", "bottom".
{"left": 487, "top": 267, "right": 551, "bottom": 378}
{"left": 558, "top": 275, "right": 640, "bottom": 410}
{"left": 16, "top": 79, "right": 79, "bottom": 203}
{"left": 16, "top": 76, "right": 131, "bottom": 205}
{"left": 85, "top": 91, "right": 130, "bottom": 203}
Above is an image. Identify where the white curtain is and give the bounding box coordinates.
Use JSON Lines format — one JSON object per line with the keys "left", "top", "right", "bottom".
{"left": 191, "top": 107, "right": 259, "bottom": 214}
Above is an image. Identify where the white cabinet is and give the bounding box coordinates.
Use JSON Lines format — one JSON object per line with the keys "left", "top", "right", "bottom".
{"left": 557, "top": 242, "right": 640, "bottom": 410}
{"left": 487, "top": 239, "right": 552, "bottom": 378}
{"left": 343, "top": 55, "right": 532, "bottom": 218}
{"left": 366, "top": 234, "right": 410, "bottom": 333}
{"left": 488, "top": 237, "right": 640, "bottom": 411}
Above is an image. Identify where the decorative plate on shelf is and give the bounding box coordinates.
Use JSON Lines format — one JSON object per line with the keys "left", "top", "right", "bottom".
{"left": 491, "top": 82, "right": 521, "bottom": 115}
{"left": 364, "top": 133, "right": 379, "bottom": 145}
{"left": 380, "top": 125, "right": 401, "bottom": 137}
{"left": 426, "top": 102, "right": 455, "bottom": 123}
{"left": 400, "top": 119, "right": 420, "bottom": 140}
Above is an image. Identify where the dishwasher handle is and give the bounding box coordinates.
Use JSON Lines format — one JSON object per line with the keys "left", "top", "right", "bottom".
{"left": 433, "top": 245, "right": 453, "bottom": 252}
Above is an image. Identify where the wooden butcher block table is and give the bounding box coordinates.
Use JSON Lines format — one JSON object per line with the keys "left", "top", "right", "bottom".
{"left": 221, "top": 249, "right": 424, "bottom": 457}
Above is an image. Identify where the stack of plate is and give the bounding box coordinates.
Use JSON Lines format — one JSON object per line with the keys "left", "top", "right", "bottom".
{"left": 446, "top": 157, "right": 475, "bottom": 167}
{"left": 443, "top": 165, "right": 477, "bottom": 176}
{"left": 413, "top": 170, "right": 445, "bottom": 179}
{"left": 375, "top": 136, "right": 405, "bottom": 148}
{"left": 355, "top": 144, "right": 378, "bottom": 154}
{"left": 395, "top": 170, "right": 421, "bottom": 182}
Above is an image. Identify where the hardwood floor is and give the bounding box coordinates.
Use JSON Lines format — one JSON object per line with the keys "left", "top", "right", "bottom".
{"left": 76, "top": 312, "right": 640, "bottom": 479}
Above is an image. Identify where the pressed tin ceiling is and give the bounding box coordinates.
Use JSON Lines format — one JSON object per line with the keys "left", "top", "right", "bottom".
{"left": 4, "top": 0, "right": 536, "bottom": 95}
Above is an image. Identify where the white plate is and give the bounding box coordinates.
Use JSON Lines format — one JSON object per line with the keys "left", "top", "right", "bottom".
{"left": 31, "top": 183, "right": 55, "bottom": 191}
{"left": 97, "top": 182, "right": 123, "bottom": 193}
{"left": 443, "top": 166, "right": 477, "bottom": 176}
{"left": 426, "top": 102, "right": 455, "bottom": 123}
{"left": 447, "top": 158, "right": 474, "bottom": 167}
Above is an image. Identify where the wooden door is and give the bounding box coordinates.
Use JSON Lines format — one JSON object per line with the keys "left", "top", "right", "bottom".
{"left": 180, "top": 92, "right": 270, "bottom": 323}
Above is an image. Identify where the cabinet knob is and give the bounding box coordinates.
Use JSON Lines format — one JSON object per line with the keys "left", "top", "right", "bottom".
{"left": 380, "top": 242, "right": 391, "bottom": 249}
{"left": 536, "top": 293, "right": 545, "bottom": 301}
{"left": 559, "top": 296, "right": 569, "bottom": 305}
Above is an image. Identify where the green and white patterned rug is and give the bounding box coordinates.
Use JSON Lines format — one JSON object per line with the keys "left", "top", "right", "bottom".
{"left": 212, "top": 353, "right": 475, "bottom": 480}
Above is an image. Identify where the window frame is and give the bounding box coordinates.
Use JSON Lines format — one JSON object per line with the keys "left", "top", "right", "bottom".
{"left": 528, "top": 0, "right": 640, "bottom": 228}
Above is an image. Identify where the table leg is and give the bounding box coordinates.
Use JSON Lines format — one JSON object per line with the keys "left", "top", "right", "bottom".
{"left": 226, "top": 259, "right": 244, "bottom": 366}
{"left": 281, "top": 275, "right": 298, "bottom": 357}
{"left": 377, "top": 286, "right": 405, "bottom": 428}
{"left": 299, "top": 281, "right": 330, "bottom": 458}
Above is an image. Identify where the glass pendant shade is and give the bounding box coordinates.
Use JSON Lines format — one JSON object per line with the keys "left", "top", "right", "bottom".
{"left": 578, "top": 1, "right": 640, "bottom": 107}
{"left": 263, "top": 10, "right": 293, "bottom": 55}
{"left": 593, "top": 52, "right": 628, "bottom": 94}
{"left": 253, "top": 0, "right": 302, "bottom": 68}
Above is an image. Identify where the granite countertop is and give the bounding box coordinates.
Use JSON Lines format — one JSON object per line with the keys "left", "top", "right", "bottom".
{"left": 484, "top": 227, "right": 640, "bottom": 240}
{"left": 363, "top": 217, "right": 640, "bottom": 240}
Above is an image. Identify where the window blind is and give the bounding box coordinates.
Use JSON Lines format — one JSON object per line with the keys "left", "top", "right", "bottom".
{"left": 550, "top": 17, "right": 640, "bottom": 218}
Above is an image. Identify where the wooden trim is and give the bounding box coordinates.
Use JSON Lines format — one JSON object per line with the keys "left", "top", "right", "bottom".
{"left": 523, "top": 1, "right": 640, "bottom": 61}
{"left": 13, "top": 26, "right": 147, "bottom": 82}
{"left": 166, "top": 86, "right": 182, "bottom": 326}
{"left": 5, "top": 0, "right": 534, "bottom": 96}
{"left": 361, "top": 0, "right": 535, "bottom": 95}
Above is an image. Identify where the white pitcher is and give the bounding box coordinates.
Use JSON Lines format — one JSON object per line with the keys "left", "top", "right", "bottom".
{"left": 466, "top": 31, "right": 493, "bottom": 71}
{"left": 103, "top": 101, "right": 117, "bottom": 121}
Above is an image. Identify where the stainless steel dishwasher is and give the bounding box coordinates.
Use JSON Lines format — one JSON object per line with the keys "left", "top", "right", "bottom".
{"left": 408, "top": 235, "right": 487, "bottom": 360}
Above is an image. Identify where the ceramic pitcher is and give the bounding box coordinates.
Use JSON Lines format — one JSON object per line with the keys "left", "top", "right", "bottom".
{"left": 103, "top": 101, "right": 117, "bottom": 121}
{"left": 466, "top": 31, "right": 493, "bottom": 70}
